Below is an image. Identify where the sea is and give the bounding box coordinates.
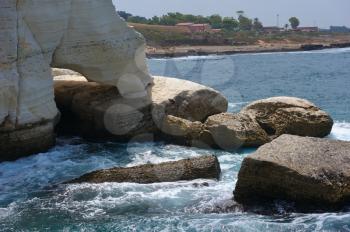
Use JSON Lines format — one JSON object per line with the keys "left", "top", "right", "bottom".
{"left": 1, "top": 48, "right": 350, "bottom": 231}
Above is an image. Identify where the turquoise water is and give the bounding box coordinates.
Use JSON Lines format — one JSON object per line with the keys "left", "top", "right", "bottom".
{"left": 1, "top": 48, "right": 350, "bottom": 231}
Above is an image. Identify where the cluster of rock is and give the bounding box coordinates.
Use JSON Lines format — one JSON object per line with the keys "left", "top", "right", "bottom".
{"left": 54, "top": 73, "right": 334, "bottom": 151}
{"left": 0, "top": 0, "right": 334, "bottom": 162}
{"left": 54, "top": 75, "right": 228, "bottom": 143}
{"left": 1, "top": 0, "right": 348, "bottom": 214}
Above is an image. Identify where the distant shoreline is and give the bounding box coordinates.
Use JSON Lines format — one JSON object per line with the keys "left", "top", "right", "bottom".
{"left": 146, "top": 42, "right": 350, "bottom": 58}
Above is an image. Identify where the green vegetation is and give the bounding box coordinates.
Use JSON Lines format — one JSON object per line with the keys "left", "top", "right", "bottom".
{"left": 130, "top": 23, "right": 341, "bottom": 48}
{"left": 289, "top": 17, "right": 300, "bottom": 29}
{"left": 118, "top": 11, "right": 262, "bottom": 32}
{"left": 120, "top": 12, "right": 350, "bottom": 48}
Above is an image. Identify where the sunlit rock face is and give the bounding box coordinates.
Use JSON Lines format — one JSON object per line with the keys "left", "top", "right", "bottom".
{"left": 0, "top": 0, "right": 151, "bottom": 160}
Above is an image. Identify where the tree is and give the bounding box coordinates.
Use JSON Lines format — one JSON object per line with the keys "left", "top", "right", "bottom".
{"left": 284, "top": 23, "right": 289, "bottom": 31}
{"left": 127, "top": 16, "right": 149, "bottom": 24}
{"left": 289, "top": 17, "right": 300, "bottom": 29}
{"left": 149, "top": 16, "right": 160, "bottom": 25}
{"left": 238, "top": 15, "right": 252, "bottom": 31}
{"left": 253, "top": 18, "right": 263, "bottom": 31}
{"left": 222, "top": 17, "right": 239, "bottom": 31}
{"left": 117, "top": 11, "right": 132, "bottom": 21}
{"left": 209, "top": 14, "right": 223, "bottom": 28}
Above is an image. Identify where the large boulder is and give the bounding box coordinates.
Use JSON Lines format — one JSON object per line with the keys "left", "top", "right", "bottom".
{"left": 54, "top": 76, "right": 228, "bottom": 140}
{"left": 240, "top": 97, "right": 333, "bottom": 138}
{"left": 0, "top": 0, "right": 151, "bottom": 161}
{"left": 151, "top": 76, "right": 228, "bottom": 123}
{"left": 205, "top": 113, "right": 270, "bottom": 150}
{"left": 67, "top": 155, "right": 221, "bottom": 184}
{"left": 234, "top": 135, "right": 350, "bottom": 209}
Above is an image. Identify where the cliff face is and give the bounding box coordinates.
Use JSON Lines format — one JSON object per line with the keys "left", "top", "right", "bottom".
{"left": 0, "top": 0, "right": 151, "bottom": 160}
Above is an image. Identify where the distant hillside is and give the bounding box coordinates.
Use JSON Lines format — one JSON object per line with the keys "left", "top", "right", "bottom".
{"left": 129, "top": 23, "right": 350, "bottom": 49}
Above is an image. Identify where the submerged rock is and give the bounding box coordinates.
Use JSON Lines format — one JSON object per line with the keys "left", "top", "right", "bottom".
{"left": 240, "top": 97, "right": 333, "bottom": 138}
{"left": 234, "top": 135, "right": 350, "bottom": 209}
{"left": 205, "top": 113, "right": 270, "bottom": 150}
{"left": 67, "top": 155, "right": 221, "bottom": 184}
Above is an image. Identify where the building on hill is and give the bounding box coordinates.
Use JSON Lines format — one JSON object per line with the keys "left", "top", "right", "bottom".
{"left": 176, "top": 22, "right": 194, "bottom": 28}
{"left": 262, "top": 27, "right": 281, "bottom": 33}
{"left": 176, "top": 23, "right": 211, "bottom": 33}
{"left": 190, "top": 24, "right": 211, "bottom": 33}
{"left": 297, "top": 27, "right": 319, "bottom": 32}
{"left": 329, "top": 26, "right": 350, "bottom": 33}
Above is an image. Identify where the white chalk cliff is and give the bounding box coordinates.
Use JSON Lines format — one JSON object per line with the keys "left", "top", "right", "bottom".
{"left": 0, "top": 0, "right": 151, "bottom": 160}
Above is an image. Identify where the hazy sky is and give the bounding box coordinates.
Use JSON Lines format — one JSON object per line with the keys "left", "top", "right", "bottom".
{"left": 112, "top": 0, "right": 350, "bottom": 28}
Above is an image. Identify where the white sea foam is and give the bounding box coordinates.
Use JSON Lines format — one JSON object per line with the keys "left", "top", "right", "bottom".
{"left": 228, "top": 101, "right": 249, "bottom": 112}
{"left": 329, "top": 122, "right": 350, "bottom": 141}
{"left": 151, "top": 55, "right": 225, "bottom": 61}
{"left": 0, "top": 121, "right": 349, "bottom": 230}
{"left": 231, "top": 47, "right": 350, "bottom": 57}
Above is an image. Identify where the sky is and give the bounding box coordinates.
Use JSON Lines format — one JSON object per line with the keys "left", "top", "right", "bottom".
{"left": 112, "top": 0, "right": 350, "bottom": 28}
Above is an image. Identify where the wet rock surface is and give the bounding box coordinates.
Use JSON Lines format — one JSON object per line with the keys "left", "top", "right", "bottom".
{"left": 234, "top": 135, "right": 350, "bottom": 210}
{"left": 205, "top": 113, "right": 270, "bottom": 150}
{"left": 67, "top": 155, "right": 221, "bottom": 184}
{"left": 240, "top": 97, "right": 333, "bottom": 138}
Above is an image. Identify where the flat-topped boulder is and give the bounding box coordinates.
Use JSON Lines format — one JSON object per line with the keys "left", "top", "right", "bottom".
{"left": 205, "top": 113, "right": 270, "bottom": 150}
{"left": 234, "top": 135, "right": 350, "bottom": 209}
{"left": 67, "top": 155, "right": 221, "bottom": 184}
{"left": 240, "top": 97, "right": 333, "bottom": 138}
{"left": 151, "top": 76, "right": 228, "bottom": 123}
{"left": 54, "top": 76, "right": 228, "bottom": 140}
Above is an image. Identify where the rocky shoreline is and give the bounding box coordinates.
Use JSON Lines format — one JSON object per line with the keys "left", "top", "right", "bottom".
{"left": 146, "top": 42, "right": 350, "bottom": 58}
{"left": 1, "top": 0, "right": 349, "bottom": 214}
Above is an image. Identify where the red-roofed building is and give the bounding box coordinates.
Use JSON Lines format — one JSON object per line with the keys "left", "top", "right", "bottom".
{"left": 263, "top": 26, "right": 281, "bottom": 33}
{"left": 176, "top": 22, "right": 211, "bottom": 33}
{"left": 297, "top": 27, "right": 319, "bottom": 32}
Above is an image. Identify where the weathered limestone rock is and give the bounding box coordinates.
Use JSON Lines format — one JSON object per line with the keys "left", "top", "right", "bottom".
{"left": 205, "top": 113, "right": 270, "bottom": 150}
{"left": 52, "top": 68, "right": 82, "bottom": 77}
{"left": 67, "top": 155, "right": 221, "bottom": 184}
{"left": 0, "top": 0, "right": 151, "bottom": 160}
{"left": 0, "top": 121, "right": 56, "bottom": 161}
{"left": 54, "top": 76, "right": 228, "bottom": 141}
{"left": 151, "top": 76, "right": 228, "bottom": 132}
{"left": 54, "top": 80, "right": 153, "bottom": 139}
{"left": 240, "top": 97, "right": 333, "bottom": 138}
{"left": 234, "top": 135, "right": 350, "bottom": 209}
{"left": 161, "top": 115, "right": 215, "bottom": 148}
